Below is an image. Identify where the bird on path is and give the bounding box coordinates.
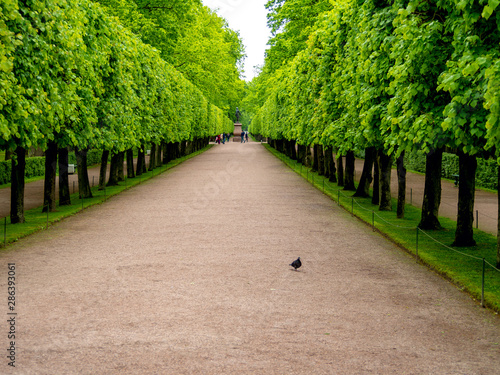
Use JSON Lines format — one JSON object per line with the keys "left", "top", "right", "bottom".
{"left": 290, "top": 257, "right": 301, "bottom": 271}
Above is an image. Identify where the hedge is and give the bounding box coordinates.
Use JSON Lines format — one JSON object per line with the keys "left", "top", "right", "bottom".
{"left": 404, "top": 151, "right": 498, "bottom": 190}
{"left": 0, "top": 157, "right": 45, "bottom": 185}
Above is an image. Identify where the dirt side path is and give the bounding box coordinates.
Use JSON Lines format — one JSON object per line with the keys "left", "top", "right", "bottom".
{"left": 0, "top": 141, "right": 499, "bottom": 374}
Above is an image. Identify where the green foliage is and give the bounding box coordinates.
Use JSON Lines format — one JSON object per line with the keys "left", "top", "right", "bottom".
{"left": 1, "top": 0, "right": 234, "bottom": 161}
{"left": 252, "top": 0, "right": 500, "bottom": 166}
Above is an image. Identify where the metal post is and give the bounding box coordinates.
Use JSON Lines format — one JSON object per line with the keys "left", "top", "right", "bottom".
{"left": 481, "top": 258, "right": 486, "bottom": 308}
{"left": 338, "top": 190, "right": 340, "bottom": 206}
{"left": 351, "top": 198, "right": 354, "bottom": 215}
{"left": 476, "top": 210, "right": 479, "bottom": 229}
{"left": 73, "top": 181, "right": 75, "bottom": 194}
{"left": 312, "top": 174, "right": 314, "bottom": 186}
{"left": 46, "top": 205, "right": 49, "bottom": 230}
{"left": 410, "top": 188, "right": 413, "bottom": 205}
{"left": 323, "top": 178, "right": 325, "bottom": 193}
{"left": 372, "top": 211, "right": 375, "bottom": 231}
{"left": 92, "top": 176, "right": 95, "bottom": 187}
{"left": 81, "top": 196, "right": 84, "bottom": 211}
{"left": 4, "top": 217, "right": 6, "bottom": 247}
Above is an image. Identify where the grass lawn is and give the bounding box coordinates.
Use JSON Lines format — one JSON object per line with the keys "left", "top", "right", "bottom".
{"left": 265, "top": 144, "right": 500, "bottom": 313}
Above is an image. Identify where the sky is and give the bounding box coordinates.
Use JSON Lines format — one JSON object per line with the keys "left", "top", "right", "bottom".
{"left": 202, "top": 0, "right": 271, "bottom": 81}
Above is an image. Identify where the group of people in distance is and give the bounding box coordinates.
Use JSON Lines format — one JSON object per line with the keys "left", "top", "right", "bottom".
{"left": 214, "top": 132, "right": 249, "bottom": 144}
{"left": 215, "top": 133, "right": 230, "bottom": 144}
{"left": 240, "top": 131, "right": 249, "bottom": 143}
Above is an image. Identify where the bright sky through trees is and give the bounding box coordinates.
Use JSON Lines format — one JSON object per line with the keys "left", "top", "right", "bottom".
{"left": 203, "top": 0, "right": 270, "bottom": 81}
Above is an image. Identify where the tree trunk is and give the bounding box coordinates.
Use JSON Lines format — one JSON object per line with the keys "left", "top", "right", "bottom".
{"left": 162, "top": 142, "right": 169, "bottom": 164}
{"left": 107, "top": 152, "right": 120, "bottom": 186}
{"left": 344, "top": 150, "right": 356, "bottom": 191}
{"left": 98, "top": 150, "right": 109, "bottom": 191}
{"left": 156, "top": 143, "right": 162, "bottom": 165}
{"left": 324, "top": 146, "right": 331, "bottom": 179}
{"left": 396, "top": 151, "right": 406, "bottom": 219}
{"left": 337, "top": 155, "right": 344, "bottom": 186}
{"left": 42, "top": 141, "right": 58, "bottom": 213}
{"left": 126, "top": 149, "right": 135, "bottom": 178}
{"left": 372, "top": 151, "right": 380, "bottom": 206}
{"left": 297, "top": 144, "right": 306, "bottom": 165}
{"left": 136, "top": 147, "right": 145, "bottom": 176}
{"left": 419, "top": 148, "right": 443, "bottom": 230}
{"left": 379, "top": 151, "right": 392, "bottom": 211}
{"left": 10, "top": 147, "right": 26, "bottom": 224}
{"left": 453, "top": 152, "right": 477, "bottom": 247}
{"left": 149, "top": 143, "right": 157, "bottom": 171}
{"left": 290, "top": 139, "right": 297, "bottom": 160}
{"left": 180, "top": 141, "right": 187, "bottom": 157}
{"left": 58, "top": 146, "right": 71, "bottom": 206}
{"left": 327, "top": 147, "right": 337, "bottom": 183}
{"left": 497, "top": 165, "right": 500, "bottom": 268}
{"left": 117, "top": 151, "right": 125, "bottom": 182}
{"left": 312, "top": 144, "right": 319, "bottom": 172}
{"left": 317, "top": 145, "right": 325, "bottom": 176}
{"left": 75, "top": 148, "right": 92, "bottom": 199}
{"left": 354, "top": 147, "right": 375, "bottom": 197}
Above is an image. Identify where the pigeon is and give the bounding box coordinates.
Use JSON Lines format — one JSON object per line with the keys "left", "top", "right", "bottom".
{"left": 290, "top": 257, "right": 301, "bottom": 271}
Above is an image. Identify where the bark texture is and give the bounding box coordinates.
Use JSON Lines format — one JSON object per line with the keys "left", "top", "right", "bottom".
{"left": 76, "top": 148, "right": 93, "bottom": 199}
{"left": 126, "top": 149, "right": 135, "bottom": 178}
{"left": 107, "top": 152, "right": 121, "bottom": 186}
{"left": 419, "top": 148, "right": 443, "bottom": 230}
{"left": 396, "top": 152, "right": 406, "bottom": 219}
{"left": 337, "top": 155, "right": 344, "bottom": 186}
{"left": 43, "top": 141, "right": 58, "bottom": 212}
{"left": 149, "top": 144, "right": 157, "bottom": 171}
{"left": 378, "top": 151, "right": 392, "bottom": 211}
{"left": 58, "top": 146, "right": 71, "bottom": 206}
{"left": 136, "top": 147, "right": 145, "bottom": 176}
{"left": 371, "top": 151, "right": 380, "bottom": 206}
{"left": 317, "top": 145, "right": 325, "bottom": 176}
{"left": 344, "top": 151, "right": 356, "bottom": 191}
{"left": 10, "top": 147, "right": 26, "bottom": 224}
{"left": 327, "top": 147, "right": 337, "bottom": 183}
{"left": 312, "top": 144, "right": 319, "bottom": 172}
{"left": 453, "top": 153, "right": 477, "bottom": 247}
{"left": 354, "top": 147, "right": 375, "bottom": 197}
{"left": 98, "top": 150, "right": 109, "bottom": 190}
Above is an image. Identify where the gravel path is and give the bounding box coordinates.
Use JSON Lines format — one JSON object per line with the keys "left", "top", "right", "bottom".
{"left": 0, "top": 141, "right": 499, "bottom": 374}
{"left": 0, "top": 151, "right": 497, "bottom": 235}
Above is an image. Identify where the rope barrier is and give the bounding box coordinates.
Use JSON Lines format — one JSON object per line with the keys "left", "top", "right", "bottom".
{"left": 417, "top": 228, "right": 484, "bottom": 262}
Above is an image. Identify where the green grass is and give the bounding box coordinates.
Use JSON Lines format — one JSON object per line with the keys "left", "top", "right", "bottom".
{"left": 0, "top": 145, "right": 213, "bottom": 249}
{"left": 265, "top": 144, "right": 500, "bottom": 313}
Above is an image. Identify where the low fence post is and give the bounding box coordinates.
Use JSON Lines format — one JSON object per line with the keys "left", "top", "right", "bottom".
{"left": 351, "top": 198, "right": 354, "bottom": 215}
{"left": 46, "top": 204, "right": 49, "bottom": 230}
{"left": 476, "top": 210, "right": 479, "bottom": 229}
{"left": 372, "top": 211, "right": 375, "bottom": 231}
{"left": 4, "top": 217, "right": 6, "bottom": 247}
